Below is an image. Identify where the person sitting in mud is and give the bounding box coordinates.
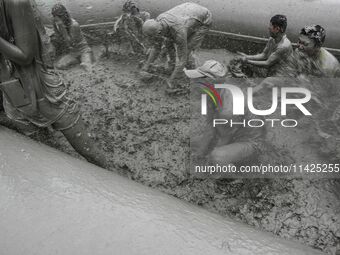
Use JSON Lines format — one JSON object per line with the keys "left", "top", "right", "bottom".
{"left": 51, "top": 3, "right": 94, "bottom": 71}
{"left": 185, "top": 60, "right": 265, "bottom": 178}
{"left": 256, "top": 25, "right": 340, "bottom": 159}
{"left": 0, "top": 0, "right": 109, "bottom": 169}
{"left": 292, "top": 25, "right": 340, "bottom": 111}
{"left": 140, "top": 2, "right": 212, "bottom": 91}
{"left": 110, "top": 1, "right": 150, "bottom": 55}
{"left": 236, "top": 14, "right": 293, "bottom": 78}
{"left": 293, "top": 25, "right": 340, "bottom": 155}
{"left": 252, "top": 24, "right": 340, "bottom": 92}
{"left": 283, "top": 25, "right": 340, "bottom": 115}
{"left": 294, "top": 25, "right": 340, "bottom": 78}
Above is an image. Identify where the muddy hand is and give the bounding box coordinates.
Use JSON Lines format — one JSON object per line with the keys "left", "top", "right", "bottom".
{"left": 164, "top": 79, "right": 174, "bottom": 89}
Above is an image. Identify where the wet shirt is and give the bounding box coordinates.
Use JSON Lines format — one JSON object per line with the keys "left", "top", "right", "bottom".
{"left": 263, "top": 35, "right": 293, "bottom": 76}
{"left": 158, "top": 2, "right": 212, "bottom": 26}
{"left": 156, "top": 3, "right": 212, "bottom": 50}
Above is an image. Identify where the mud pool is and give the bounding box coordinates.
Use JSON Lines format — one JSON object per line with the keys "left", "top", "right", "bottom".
{"left": 0, "top": 48, "right": 339, "bottom": 254}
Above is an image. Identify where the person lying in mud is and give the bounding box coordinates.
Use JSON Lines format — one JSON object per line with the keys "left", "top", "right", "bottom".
{"left": 110, "top": 1, "right": 150, "bottom": 55}
{"left": 140, "top": 2, "right": 212, "bottom": 91}
{"left": 0, "top": 0, "right": 109, "bottom": 169}
{"left": 51, "top": 3, "right": 94, "bottom": 71}
{"left": 186, "top": 60, "right": 265, "bottom": 178}
{"left": 235, "top": 14, "right": 293, "bottom": 78}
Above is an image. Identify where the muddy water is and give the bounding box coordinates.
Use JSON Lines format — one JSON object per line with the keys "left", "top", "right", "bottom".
{"left": 1, "top": 48, "right": 339, "bottom": 254}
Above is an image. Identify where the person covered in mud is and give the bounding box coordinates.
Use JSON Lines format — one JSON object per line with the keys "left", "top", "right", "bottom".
{"left": 286, "top": 25, "right": 340, "bottom": 118}
{"left": 294, "top": 25, "right": 340, "bottom": 78}
{"left": 140, "top": 2, "right": 212, "bottom": 91}
{"left": 0, "top": 0, "right": 109, "bottom": 169}
{"left": 236, "top": 14, "right": 293, "bottom": 78}
{"left": 110, "top": 0, "right": 150, "bottom": 55}
{"left": 252, "top": 24, "right": 340, "bottom": 94}
{"left": 257, "top": 25, "right": 340, "bottom": 160}
{"left": 293, "top": 25, "right": 340, "bottom": 156}
{"left": 51, "top": 3, "right": 94, "bottom": 71}
{"left": 186, "top": 60, "right": 265, "bottom": 177}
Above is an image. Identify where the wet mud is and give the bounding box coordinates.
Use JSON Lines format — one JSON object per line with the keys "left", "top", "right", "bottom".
{"left": 1, "top": 48, "right": 339, "bottom": 254}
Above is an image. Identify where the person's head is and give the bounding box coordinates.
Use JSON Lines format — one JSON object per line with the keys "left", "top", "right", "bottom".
{"left": 51, "top": 3, "right": 72, "bottom": 28}
{"left": 123, "top": 0, "right": 139, "bottom": 15}
{"left": 298, "top": 25, "right": 326, "bottom": 56}
{"left": 269, "top": 14, "right": 287, "bottom": 37}
{"left": 142, "top": 19, "right": 163, "bottom": 39}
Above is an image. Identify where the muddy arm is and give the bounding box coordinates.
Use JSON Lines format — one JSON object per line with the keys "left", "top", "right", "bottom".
{"left": 0, "top": 0, "right": 38, "bottom": 66}
{"left": 242, "top": 52, "right": 266, "bottom": 61}
{"left": 239, "top": 39, "right": 271, "bottom": 61}
{"left": 247, "top": 46, "right": 284, "bottom": 68}
{"left": 53, "top": 17, "right": 72, "bottom": 47}
{"left": 142, "top": 40, "right": 162, "bottom": 71}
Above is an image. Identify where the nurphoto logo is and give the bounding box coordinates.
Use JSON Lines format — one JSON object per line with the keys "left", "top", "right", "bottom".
{"left": 200, "top": 83, "right": 312, "bottom": 128}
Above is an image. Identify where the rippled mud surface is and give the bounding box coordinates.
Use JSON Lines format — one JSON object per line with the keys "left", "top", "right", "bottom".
{"left": 1, "top": 48, "right": 339, "bottom": 254}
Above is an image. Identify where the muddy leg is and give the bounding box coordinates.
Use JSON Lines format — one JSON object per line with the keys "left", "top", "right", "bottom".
{"left": 59, "top": 118, "right": 110, "bottom": 170}
{"left": 80, "top": 50, "right": 95, "bottom": 72}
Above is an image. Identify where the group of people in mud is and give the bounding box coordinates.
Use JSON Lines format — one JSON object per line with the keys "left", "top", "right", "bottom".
{"left": 0, "top": 0, "right": 339, "bottom": 173}
{"left": 188, "top": 14, "right": 340, "bottom": 168}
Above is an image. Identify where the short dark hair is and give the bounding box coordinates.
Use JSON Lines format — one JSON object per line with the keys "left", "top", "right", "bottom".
{"left": 300, "top": 25, "right": 326, "bottom": 47}
{"left": 270, "top": 14, "right": 287, "bottom": 32}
